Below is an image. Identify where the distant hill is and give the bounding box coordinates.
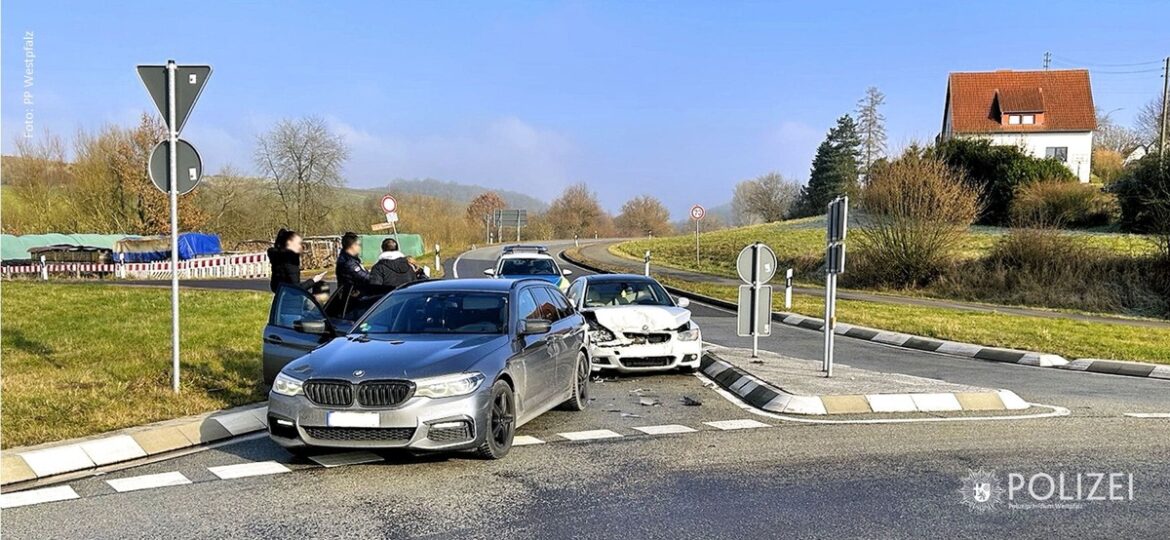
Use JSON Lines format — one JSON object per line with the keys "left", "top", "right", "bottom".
{"left": 361, "top": 178, "right": 548, "bottom": 212}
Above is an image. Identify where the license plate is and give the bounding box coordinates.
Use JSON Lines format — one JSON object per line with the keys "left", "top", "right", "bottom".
{"left": 326, "top": 411, "right": 380, "bottom": 428}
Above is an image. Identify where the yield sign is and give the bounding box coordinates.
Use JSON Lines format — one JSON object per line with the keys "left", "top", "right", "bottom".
{"left": 137, "top": 64, "right": 212, "bottom": 134}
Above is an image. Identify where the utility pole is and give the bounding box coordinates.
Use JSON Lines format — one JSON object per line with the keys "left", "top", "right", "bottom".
{"left": 1043, "top": 51, "right": 1052, "bottom": 70}
{"left": 1160, "top": 56, "right": 1169, "bottom": 158}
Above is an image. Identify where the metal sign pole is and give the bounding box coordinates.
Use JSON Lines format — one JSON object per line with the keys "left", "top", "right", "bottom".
{"left": 166, "top": 60, "right": 181, "bottom": 394}
{"left": 694, "top": 218, "right": 700, "bottom": 266}
{"left": 750, "top": 242, "right": 760, "bottom": 358}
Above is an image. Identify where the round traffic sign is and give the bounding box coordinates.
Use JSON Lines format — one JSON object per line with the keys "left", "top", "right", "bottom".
{"left": 148, "top": 138, "right": 203, "bottom": 195}
{"left": 736, "top": 243, "right": 778, "bottom": 284}
{"left": 380, "top": 195, "right": 398, "bottom": 213}
{"left": 690, "top": 204, "right": 706, "bottom": 221}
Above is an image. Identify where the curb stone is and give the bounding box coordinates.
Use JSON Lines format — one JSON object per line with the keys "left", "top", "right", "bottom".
{"left": 1, "top": 402, "right": 268, "bottom": 489}
{"left": 699, "top": 353, "right": 1028, "bottom": 415}
{"left": 560, "top": 250, "right": 1168, "bottom": 379}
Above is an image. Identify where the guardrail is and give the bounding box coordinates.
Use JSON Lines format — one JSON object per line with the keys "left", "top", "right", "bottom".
{"left": 1, "top": 252, "right": 270, "bottom": 281}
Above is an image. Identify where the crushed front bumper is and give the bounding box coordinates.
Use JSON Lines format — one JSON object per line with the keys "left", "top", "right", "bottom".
{"left": 588, "top": 336, "right": 702, "bottom": 373}
{"left": 267, "top": 386, "right": 492, "bottom": 451}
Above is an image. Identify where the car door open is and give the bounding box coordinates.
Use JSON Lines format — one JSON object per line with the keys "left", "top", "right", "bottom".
{"left": 262, "top": 285, "right": 335, "bottom": 384}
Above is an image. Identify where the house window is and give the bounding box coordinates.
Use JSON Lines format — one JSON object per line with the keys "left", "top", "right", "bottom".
{"left": 1046, "top": 147, "right": 1068, "bottom": 163}
{"left": 1008, "top": 115, "right": 1021, "bottom": 125}
{"left": 1022, "top": 115, "right": 1035, "bottom": 125}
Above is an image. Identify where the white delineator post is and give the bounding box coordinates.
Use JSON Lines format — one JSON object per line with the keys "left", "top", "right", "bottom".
{"left": 434, "top": 243, "right": 441, "bottom": 274}
{"left": 785, "top": 268, "right": 793, "bottom": 310}
{"left": 167, "top": 60, "right": 181, "bottom": 394}
{"left": 644, "top": 250, "right": 651, "bottom": 277}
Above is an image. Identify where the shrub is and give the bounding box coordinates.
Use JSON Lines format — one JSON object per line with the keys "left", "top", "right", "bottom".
{"left": 1011, "top": 180, "right": 1119, "bottom": 228}
{"left": 1091, "top": 148, "right": 1125, "bottom": 185}
{"left": 1112, "top": 153, "right": 1170, "bottom": 240}
{"left": 852, "top": 149, "right": 980, "bottom": 287}
{"left": 931, "top": 138, "right": 1075, "bottom": 225}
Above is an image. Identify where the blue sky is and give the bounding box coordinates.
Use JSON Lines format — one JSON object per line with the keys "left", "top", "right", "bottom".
{"left": 3, "top": 1, "right": 1166, "bottom": 216}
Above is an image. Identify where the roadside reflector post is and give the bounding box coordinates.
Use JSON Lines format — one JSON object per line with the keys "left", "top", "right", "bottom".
{"left": 644, "top": 250, "right": 651, "bottom": 277}
{"left": 40, "top": 255, "right": 48, "bottom": 281}
{"left": 575, "top": 234, "right": 579, "bottom": 248}
{"left": 785, "top": 268, "right": 793, "bottom": 310}
{"left": 434, "top": 243, "right": 441, "bottom": 274}
{"left": 823, "top": 196, "right": 848, "bottom": 378}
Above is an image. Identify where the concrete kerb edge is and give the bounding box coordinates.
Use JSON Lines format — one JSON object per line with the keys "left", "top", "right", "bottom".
{"left": 698, "top": 353, "right": 1026, "bottom": 416}
{"left": 2, "top": 402, "right": 268, "bottom": 488}
{"left": 560, "top": 250, "right": 1166, "bottom": 379}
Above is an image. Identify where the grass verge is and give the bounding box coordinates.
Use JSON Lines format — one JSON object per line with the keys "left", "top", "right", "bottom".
{"left": 1, "top": 282, "right": 270, "bottom": 448}
{"left": 566, "top": 247, "right": 1170, "bottom": 364}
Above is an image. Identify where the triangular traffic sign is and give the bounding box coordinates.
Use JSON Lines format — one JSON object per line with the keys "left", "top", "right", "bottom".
{"left": 137, "top": 64, "right": 212, "bottom": 134}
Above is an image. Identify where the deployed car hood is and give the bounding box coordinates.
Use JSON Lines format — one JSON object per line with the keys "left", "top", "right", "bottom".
{"left": 285, "top": 334, "right": 509, "bottom": 382}
{"left": 588, "top": 305, "right": 691, "bottom": 336}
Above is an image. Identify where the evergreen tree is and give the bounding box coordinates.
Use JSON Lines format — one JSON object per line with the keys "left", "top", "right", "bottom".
{"left": 798, "top": 115, "right": 861, "bottom": 215}
{"left": 856, "top": 86, "right": 887, "bottom": 179}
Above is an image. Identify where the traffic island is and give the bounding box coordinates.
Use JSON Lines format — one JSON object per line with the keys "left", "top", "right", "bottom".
{"left": 701, "top": 345, "right": 1031, "bottom": 416}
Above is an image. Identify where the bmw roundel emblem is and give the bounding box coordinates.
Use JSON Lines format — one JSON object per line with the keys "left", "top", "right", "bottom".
{"left": 353, "top": 370, "right": 365, "bottom": 378}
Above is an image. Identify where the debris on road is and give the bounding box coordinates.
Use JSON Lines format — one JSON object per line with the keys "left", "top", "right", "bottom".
{"left": 681, "top": 396, "right": 703, "bottom": 406}
{"left": 639, "top": 397, "right": 660, "bottom": 406}
{"left": 620, "top": 412, "right": 642, "bottom": 418}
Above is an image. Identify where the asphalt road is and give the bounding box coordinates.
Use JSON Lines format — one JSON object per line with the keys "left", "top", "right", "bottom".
{"left": 5, "top": 240, "right": 1168, "bottom": 539}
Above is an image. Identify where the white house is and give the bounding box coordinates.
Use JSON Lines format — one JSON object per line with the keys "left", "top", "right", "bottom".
{"left": 941, "top": 69, "right": 1096, "bottom": 182}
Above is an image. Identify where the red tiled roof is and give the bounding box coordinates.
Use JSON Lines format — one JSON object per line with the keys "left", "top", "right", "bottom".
{"left": 945, "top": 69, "right": 1096, "bottom": 133}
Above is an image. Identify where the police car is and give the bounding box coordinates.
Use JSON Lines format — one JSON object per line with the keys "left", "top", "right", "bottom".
{"left": 483, "top": 245, "right": 572, "bottom": 291}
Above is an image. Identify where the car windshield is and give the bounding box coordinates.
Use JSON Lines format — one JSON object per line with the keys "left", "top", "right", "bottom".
{"left": 354, "top": 291, "right": 508, "bottom": 334}
{"left": 500, "top": 258, "right": 558, "bottom": 275}
{"left": 583, "top": 281, "right": 673, "bottom": 307}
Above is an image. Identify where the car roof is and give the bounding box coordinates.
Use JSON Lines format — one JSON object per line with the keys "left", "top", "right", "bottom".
{"left": 398, "top": 278, "right": 530, "bottom": 292}
{"left": 498, "top": 252, "right": 556, "bottom": 261}
{"left": 581, "top": 273, "right": 656, "bottom": 283}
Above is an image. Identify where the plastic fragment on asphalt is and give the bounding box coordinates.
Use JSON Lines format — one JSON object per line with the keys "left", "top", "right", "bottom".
{"left": 106, "top": 471, "right": 191, "bottom": 492}
{"left": 0, "top": 485, "right": 80, "bottom": 509}
{"left": 681, "top": 396, "right": 703, "bottom": 406}
{"left": 639, "top": 398, "right": 659, "bottom": 406}
{"left": 208, "top": 461, "right": 291, "bottom": 480}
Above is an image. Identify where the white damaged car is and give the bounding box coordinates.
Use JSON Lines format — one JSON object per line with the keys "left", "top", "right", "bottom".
{"left": 565, "top": 274, "right": 702, "bottom": 373}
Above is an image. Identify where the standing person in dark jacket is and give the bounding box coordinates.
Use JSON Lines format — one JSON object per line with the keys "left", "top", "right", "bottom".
{"left": 268, "top": 229, "right": 325, "bottom": 293}
{"left": 369, "top": 238, "right": 417, "bottom": 290}
{"left": 335, "top": 232, "right": 370, "bottom": 296}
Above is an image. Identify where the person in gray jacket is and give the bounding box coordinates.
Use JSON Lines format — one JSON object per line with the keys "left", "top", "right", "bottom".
{"left": 369, "top": 238, "right": 417, "bottom": 290}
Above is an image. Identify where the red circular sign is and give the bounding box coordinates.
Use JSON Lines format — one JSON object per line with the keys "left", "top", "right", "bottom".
{"left": 380, "top": 195, "right": 398, "bottom": 213}
{"left": 690, "top": 204, "right": 705, "bottom": 221}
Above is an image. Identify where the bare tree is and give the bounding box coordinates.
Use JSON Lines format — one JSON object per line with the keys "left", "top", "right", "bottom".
{"left": 731, "top": 172, "right": 800, "bottom": 225}
{"left": 614, "top": 195, "right": 673, "bottom": 237}
{"left": 466, "top": 192, "right": 507, "bottom": 243}
{"left": 545, "top": 183, "right": 613, "bottom": 238}
{"left": 254, "top": 117, "right": 349, "bottom": 233}
{"left": 856, "top": 86, "right": 887, "bottom": 179}
{"left": 1136, "top": 96, "right": 1166, "bottom": 148}
{"left": 1095, "top": 109, "right": 1143, "bottom": 153}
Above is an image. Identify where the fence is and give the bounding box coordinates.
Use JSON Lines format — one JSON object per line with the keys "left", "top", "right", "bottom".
{"left": 1, "top": 252, "right": 270, "bottom": 281}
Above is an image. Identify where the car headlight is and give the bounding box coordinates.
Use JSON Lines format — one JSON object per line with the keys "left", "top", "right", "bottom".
{"left": 678, "top": 327, "right": 701, "bottom": 341}
{"left": 591, "top": 327, "right": 616, "bottom": 342}
{"left": 273, "top": 372, "right": 305, "bottom": 396}
{"left": 414, "top": 372, "right": 486, "bottom": 399}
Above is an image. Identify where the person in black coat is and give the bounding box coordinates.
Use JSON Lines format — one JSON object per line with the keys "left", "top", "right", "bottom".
{"left": 268, "top": 229, "right": 325, "bottom": 293}
{"left": 335, "top": 232, "right": 371, "bottom": 297}
{"left": 369, "top": 238, "right": 418, "bottom": 290}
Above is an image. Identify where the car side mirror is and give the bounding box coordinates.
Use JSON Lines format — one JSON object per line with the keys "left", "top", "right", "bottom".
{"left": 294, "top": 319, "right": 329, "bottom": 335}
{"left": 519, "top": 318, "right": 551, "bottom": 335}
{"left": 676, "top": 297, "right": 690, "bottom": 308}
{"left": 561, "top": 269, "right": 573, "bottom": 276}
{"left": 483, "top": 269, "right": 496, "bottom": 276}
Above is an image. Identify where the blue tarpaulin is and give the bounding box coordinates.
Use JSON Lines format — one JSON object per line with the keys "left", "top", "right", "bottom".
{"left": 114, "top": 233, "right": 223, "bottom": 262}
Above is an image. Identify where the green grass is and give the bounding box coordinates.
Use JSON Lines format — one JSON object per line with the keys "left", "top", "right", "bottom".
{"left": 1, "top": 282, "right": 271, "bottom": 448}
{"left": 660, "top": 277, "right": 1170, "bottom": 364}
{"left": 615, "top": 216, "right": 1160, "bottom": 281}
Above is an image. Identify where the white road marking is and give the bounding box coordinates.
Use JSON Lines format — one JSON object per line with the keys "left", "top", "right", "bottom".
{"left": 308, "top": 451, "right": 384, "bottom": 468}
{"left": 0, "top": 486, "right": 80, "bottom": 509}
{"left": 632, "top": 424, "right": 697, "bottom": 435}
{"left": 513, "top": 435, "right": 546, "bottom": 446}
{"left": 106, "top": 471, "right": 191, "bottom": 493}
{"left": 80, "top": 435, "right": 148, "bottom": 466}
{"left": 558, "top": 429, "right": 623, "bottom": 441}
{"left": 1124, "top": 413, "right": 1170, "bottom": 418}
{"left": 208, "top": 461, "right": 291, "bottom": 480}
{"left": 704, "top": 419, "right": 771, "bottom": 430}
{"left": 19, "top": 445, "right": 95, "bottom": 478}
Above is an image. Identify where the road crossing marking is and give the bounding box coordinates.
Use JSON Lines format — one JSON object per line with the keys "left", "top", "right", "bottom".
{"left": 106, "top": 471, "right": 192, "bottom": 493}
{"left": 557, "top": 429, "right": 623, "bottom": 441}
{"left": 513, "top": 435, "right": 546, "bottom": 446}
{"left": 0, "top": 485, "right": 80, "bottom": 509}
{"left": 632, "top": 424, "right": 697, "bottom": 435}
{"left": 308, "top": 451, "right": 384, "bottom": 468}
{"left": 208, "top": 461, "right": 291, "bottom": 480}
{"left": 704, "top": 419, "right": 770, "bottom": 430}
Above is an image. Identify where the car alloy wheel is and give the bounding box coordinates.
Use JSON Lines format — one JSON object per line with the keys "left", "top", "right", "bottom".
{"left": 476, "top": 380, "right": 514, "bottom": 459}
{"left": 560, "top": 351, "right": 590, "bottom": 411}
